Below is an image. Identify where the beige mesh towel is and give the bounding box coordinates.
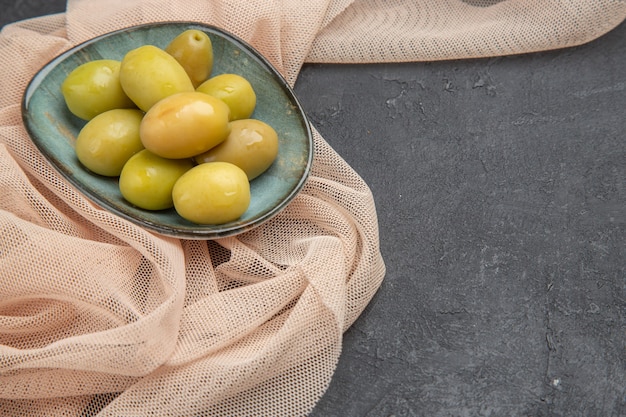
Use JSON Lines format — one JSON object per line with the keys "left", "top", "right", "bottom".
{"left": 1, "top": 0, "right": 624, "bottom": 415}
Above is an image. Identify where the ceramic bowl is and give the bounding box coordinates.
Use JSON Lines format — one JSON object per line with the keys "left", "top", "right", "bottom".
{"left": 22, "top": 22, "right": 313, "bottom": 239}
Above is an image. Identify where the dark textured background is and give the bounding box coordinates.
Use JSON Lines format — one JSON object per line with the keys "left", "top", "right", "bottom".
{"left": 3, "top": 2, "right": 625, "bottom": 416}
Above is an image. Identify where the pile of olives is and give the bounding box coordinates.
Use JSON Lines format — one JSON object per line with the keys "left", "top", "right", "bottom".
{"left": 61, "top": 29, "right": 279, "bottom": 225}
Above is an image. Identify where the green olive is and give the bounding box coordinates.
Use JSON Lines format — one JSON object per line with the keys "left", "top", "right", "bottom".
{"left": 119, "top": 45, "right": 194, "bottom": 112}
{"left": 119, "top": 149, "right": 194, "bottom": 210}
{"left": 165, "top": 29, "right": 213, "bottom": 88}
{"left": 61, "top": 59, "right": 135, "bottom": 120}
{"left": 140, "top": 91, "right": 231, "bottom": 159}
{"left": 195, "top": 118, "right": 278, "bottom": 180}
{"left": 196, "top": 73, "right": 256, "bottom": 120}
{"left": 75, "top": 109, "right": 145, "bottom": 177}
{"left": 172, "top": 162, "right": 250, "bottom": 224}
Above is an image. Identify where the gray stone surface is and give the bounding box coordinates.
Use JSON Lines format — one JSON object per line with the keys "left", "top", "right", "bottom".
{"left": 3, "top": 3, "right": 624, "bottom": 416}
{"left": 298, "top": 22, "right": 626, "bottom": 417}
{"left": 0, "top": 0, "right": 66, "bottom": 28}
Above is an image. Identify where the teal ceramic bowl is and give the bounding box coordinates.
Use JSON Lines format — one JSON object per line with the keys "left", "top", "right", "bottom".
{"left": 22, "top": 22, "right": 313, "bottom": 239}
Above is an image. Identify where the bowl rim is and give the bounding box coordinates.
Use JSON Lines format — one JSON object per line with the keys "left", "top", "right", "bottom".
{"left": 21, "top": 21, "right": 314, "bottom": 240}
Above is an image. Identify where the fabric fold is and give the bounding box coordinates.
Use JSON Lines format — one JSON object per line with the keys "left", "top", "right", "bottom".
{"left": 306, "top": 0, "right": 626, "bottom": 63}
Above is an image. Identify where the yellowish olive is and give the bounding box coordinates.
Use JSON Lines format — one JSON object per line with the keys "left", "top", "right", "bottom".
{"left": 165, "top": 29, "right": 213, "bottom": 88}
{"left": 119, "top": 45, "right": 194, "bottom": 112}
{"left": 75, "top": 109, "right": 144, "bottom": 177}
{"left": 195, "top": 118, "right": 278, "bottom": 180}
{"left": 196, "top": 73, "right": 256, "bottom": 120}
{"left": 119, "top": 149, "right": 194, "bottom": 211}
{"left": 61, "top": 59, "right": 135, "bottom": 120}
{"left": 172, "top": 162, "right": 250, "bottom": 224}
{"left": 140, "top": 91, "right": 231, "bottom": 159}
